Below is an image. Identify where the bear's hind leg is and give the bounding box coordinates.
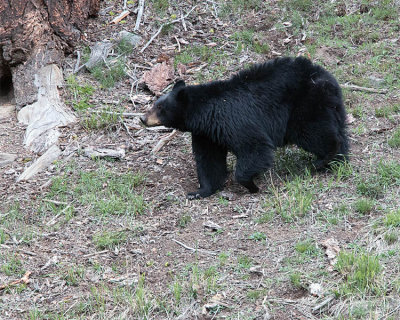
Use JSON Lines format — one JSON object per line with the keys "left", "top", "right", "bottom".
{"left": 188, "top": 135, "right": 228, "bottom": 200}
{"left": 235, "top": 147, "right": 274, "bottom": 193}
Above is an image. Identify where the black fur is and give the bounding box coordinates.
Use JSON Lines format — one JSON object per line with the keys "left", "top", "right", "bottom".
{"left": 144, "top": 57, "right": 349, "bottom": 199}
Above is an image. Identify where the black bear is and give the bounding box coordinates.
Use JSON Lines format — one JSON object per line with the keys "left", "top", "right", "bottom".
{"left": 141, "top": 57, "right": 349, "bottom": 199}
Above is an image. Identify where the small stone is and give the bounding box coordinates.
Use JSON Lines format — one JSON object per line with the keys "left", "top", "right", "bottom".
{"left": 310, "top": 283, "right": 324, "bottom": 297}
{"left": 368, "top": 76, "right": 385, "bottom": 88}
{"left": 220, "top": 191, "right": 235, "bottom": 201}
{"left": 119, "top": 31, "right": 142, "bottom": 48}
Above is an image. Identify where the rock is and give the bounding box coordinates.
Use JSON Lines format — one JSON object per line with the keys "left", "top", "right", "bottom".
{"left": 119, "top": 31, "right": 142, "bottom": 48}
{"left": 84, "top": 146, "right": 125, "bottom": 160}
{"left": 368, "top": 75, "right": 385, "bottom": 88}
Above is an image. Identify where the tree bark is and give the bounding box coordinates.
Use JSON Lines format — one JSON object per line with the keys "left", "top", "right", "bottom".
{"left": 0, "top": 0, "right": 100, "bottom": 107}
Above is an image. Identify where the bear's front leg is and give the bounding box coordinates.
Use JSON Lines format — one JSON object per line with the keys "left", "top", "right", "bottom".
{"left": 187, "top": 135, "right": 227, "bottom": 200}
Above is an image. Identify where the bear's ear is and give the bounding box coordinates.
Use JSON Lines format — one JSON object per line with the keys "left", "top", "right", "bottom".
{"left": 173, "top": 80, "right": 186, "bottom": 90}
{"left": 176, "top": 87, "right": 188, "bottom": 104}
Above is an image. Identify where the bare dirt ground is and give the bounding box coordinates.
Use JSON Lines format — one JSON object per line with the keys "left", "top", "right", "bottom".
{"left": 1, "top": 1, "right": 400, "bottom": 319}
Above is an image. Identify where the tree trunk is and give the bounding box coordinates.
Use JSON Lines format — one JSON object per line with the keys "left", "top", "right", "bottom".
{"left": 0, "top": 0, "right": 100, "bottom": 107}
{"left": 0, "top": 0, "right": 100, "bottom": 154}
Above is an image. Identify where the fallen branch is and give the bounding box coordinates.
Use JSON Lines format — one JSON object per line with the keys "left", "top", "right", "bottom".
{"left": 134, "top": 0, "right": 145, "bottom": 31}
{"left": 42, "top": 199, "right": 68, "bottom": 206}
{"left": 312, "top": 296, "right": 335, "bottom": 314}
{"left": 152, "top": 130, "right": 178, "bottom": 153}
{"left": 88, "top": 109, "right": 144, "bottom": 117}
{"left": 110, "top": 10, "right": 130, "bottom": 24}
{"left": 172, "top": 239, "right": 217, "bottom": 256}
{"left": 83, "top": 250, "right": 109, "bottom": 258}
{"left": 0, "top": 271, "right": 32, "bottom": 291}
{"left": 342, "top": 83, "right": 388, "bottom": 94}
{"left": 46, "top": 205, "right": 72, "bottom": 226}
{"left": 140, "top": 5, "right": 197, "bottom": 53}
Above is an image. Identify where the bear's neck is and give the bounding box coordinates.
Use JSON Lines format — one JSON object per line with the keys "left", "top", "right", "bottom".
{"left": 184, "top": 82, "right": 228, "bottom": 137}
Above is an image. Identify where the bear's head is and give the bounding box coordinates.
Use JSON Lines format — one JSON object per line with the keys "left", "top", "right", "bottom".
{"left": 140, "top": 80, "right": 187, "bottom": 130}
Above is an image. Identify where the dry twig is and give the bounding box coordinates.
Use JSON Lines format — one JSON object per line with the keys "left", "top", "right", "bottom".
{"left": 172, "top": 239, "right": 217, "bottom": 256}
{"left": 341, "top": 83, "right": 388, "bottom": 94}
{"left": 152, "top": 130, "right": 178, "bottom": 153}
{"left": 140, "top": 5, "right": 197, "bottom": 53}
{"left": 0, "top": 271, "right": 32, "bottom": 291}
{"left": 134, "top": 0, "right": 145, "bottom": 31}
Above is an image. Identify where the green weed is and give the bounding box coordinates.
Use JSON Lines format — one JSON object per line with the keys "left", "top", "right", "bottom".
{"left": 1, "top": 255, "right": 25, "bottom": 277}
{"left": 335, "top": 251, "right": 383, "bottom": 295}
{"left": 93, "top": 231, "right": 127, "bottom": 249}
{"left": 177, "top": 214, "right": 191, "bottom": 228}
{"left": 66, "top": 75, "right": 95, "bottom": 111}
{"left": 354, "top": 198, "right": 374, "bottom": 215}
{"left": 295, "top": 239, "right": 319, "bottom": 256}
{"left": 63, "top": 266, "right": 85, "bottom": 286}
{"left": 90, "top": 59, "right": 126, "bottom": 88}
{"left": 249, "top": 231, "right": 267, "bottom": 241}
{"left": 388, "top": 128, "right": 400, "bottom": 148}
{"left": 384, "top": 209, "right": 400, "bottom": 227}
{"left": 266, "top": 173, "right": 314, "bottom": 222}
{"left": 384, "top": 231, "right": 398, "bottom": 244}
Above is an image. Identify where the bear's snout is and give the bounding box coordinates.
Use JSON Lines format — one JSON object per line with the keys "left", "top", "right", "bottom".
{"left": 140, "top": 109, "right": 162, "bottom": 127}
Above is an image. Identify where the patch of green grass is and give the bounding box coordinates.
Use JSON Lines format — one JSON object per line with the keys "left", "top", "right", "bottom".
{"left": 0, "top": 229, "right": 8, "bottom": 244}
{"left": 371, "top": 0, "right": 399, "bottom": 21}
{"left": 53, "top": 167, "right": 148, "bottom": 216}
{"left": 93, "top": 230, "right": 127, "bottom": 249}
{"left": 152, "top": 0, "right": 169, "bottom": 14}
{"left": 384, "top": 209, "right": 400, "bottom": 227}
{"left": 388, "top": 128, "right": 400, "bottom": 148}
{"left": 236, "top": 255, "right": 253, "bottom": 272}
{"left": 317, "top": 203, "right": 350, "bottom": 225}
{"left": 330, "top": 160, "right": 353, "bottom": 182}
{"left": 177, "top": 214, "right": 191, "bottom": 228}
{"left": 289, "top": 271, "right": 304, "bottom": 289}
{"left": 1, "top": 254, "right": 25, "bottom": 277}
{"left": 265, "top": 173, "right": 314, "bottom": 222}
{"left": 220, "top": 0, "right": 263, "bottom": 15}
{"left": 295, "top": 239, "right": 319, "bottom": 256}
{"left": 356, "top": 176, "right": 383, "bottom": 199}
{"left": 246, "top": 288, "right": 266, "bottom": 301}
{"left": 248, "top": 231, "right": 267, "bottom": 241}
{"left": 273, "top": 146, "right": 313, "bottom": 176}
{"left": 286, "top": 0, "right": 313, "bottom": 12}
{"left": 354, "top": 198, "right": 374, "bottom": 215}
{"left": 231, "top": 29, "right": 269, "bottom": 54}
{"left": 351, "top": 105, "right": 364, "bottom": 119}
{"left": 375, "top": 104, "right": 400, "bottom": 118}
{"left": 377, "top": 161, "right": 400, "bottom": 186}
{"left": 218, "top": 252, "right": 229, "bottom": 266}
{"left": 63, "top": 266, "right": 85, "bottom": 286}
{"left": 90, "top": 59, "right": 126, "bottom": 88}
{"left": 335, "top": 250, "right": 383, "bottom": 296}
{"left": 174, "top": 45, "right": 229, "bottom": 80}
{"left": 66, "top": 75, "right": 95, "bottom": 111}
{"left": 384, "top": 231, "right": 398, "bottom": 244}
{"left": 170, "top": 277, "right": 183, "bottom": 305}
{"left": 116, "top": 38, "right": 134, "bottom": 55}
